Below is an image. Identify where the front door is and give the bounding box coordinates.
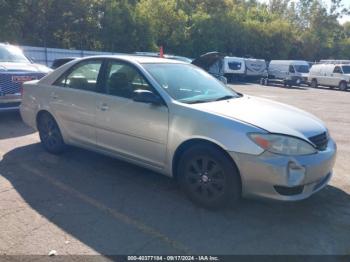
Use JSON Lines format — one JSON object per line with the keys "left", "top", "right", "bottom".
{"left": 95, "top": 60, "right": 169, "bottom": 169}
{"left": 330, "top": 66, "right": 343, "bottom": 87}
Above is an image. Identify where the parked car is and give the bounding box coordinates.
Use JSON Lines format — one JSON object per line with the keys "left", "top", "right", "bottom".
{"left": 263, "top": 60, "right": 310, "bottom": 87}
{"left": 222, "top": 56, "right": 267, "bottom": 82}
{"left": 51, "top": 57, "right": 77, "bottom": 69}
{"left": 308, "top": 63, "right": 350, "bottom": 91}
{"left": 20, "top": 55, "right": 336, "bottom": 208}
{"left": 134, "top": 52, "right": 193, "bottom": 63}
{"left": 320, "top": 59, "right": 350, "bottom": 64}
{"left": 0, "top": 43, "right": 52, "bottom": 111}
{"left": 191, "top": 52, "right": 227, "bottom": 84}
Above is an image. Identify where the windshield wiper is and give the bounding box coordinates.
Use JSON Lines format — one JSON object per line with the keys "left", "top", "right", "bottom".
{"left": 186, "top": 99, "right": 213, "bottom": 104}
{"left": 184, "top": 95, "right": 238, "bottom": 104}
{"left": 215, "top": 95, "right": 236, "bottom": 101}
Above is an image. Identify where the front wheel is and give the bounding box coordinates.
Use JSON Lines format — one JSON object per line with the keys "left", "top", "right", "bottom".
{"left": 339, "top": 81, "right": 348, "bottom": 91}
{"left": 178, "top": 144, "right": 241, "bottom": 208}
{"left": 37, "top": 113, "right": 66, "bottom": 154}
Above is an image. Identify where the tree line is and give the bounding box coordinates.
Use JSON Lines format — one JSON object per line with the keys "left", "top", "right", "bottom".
{"left": 1, "top": 0, "right": 350, "bottom": 61}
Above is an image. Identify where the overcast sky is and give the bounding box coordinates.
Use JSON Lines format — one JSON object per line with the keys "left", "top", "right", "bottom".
{"left": 257, "top": 0, "right": 350, "bottom": 24}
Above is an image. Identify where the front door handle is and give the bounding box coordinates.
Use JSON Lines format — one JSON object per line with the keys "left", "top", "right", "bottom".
{"left": 100, "top": 103, "right": 109, "bottom": 111}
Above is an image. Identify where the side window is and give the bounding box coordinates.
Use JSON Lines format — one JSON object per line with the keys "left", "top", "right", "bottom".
{"left": 56, "top": 60, "right": 102, "bottom": 92}
{"left": 289, "top": 65, "right": 295, "bottom": 73}
{"left": 228, "top": 62, "right": 241, "bottom": 70}
{"left": 333, "top": 66, "right": 342, "bottom": 74}
{"left": 105, "top": 61, "right": 152, "bottom": 99}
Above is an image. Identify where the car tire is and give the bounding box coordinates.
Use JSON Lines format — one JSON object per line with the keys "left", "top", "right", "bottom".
{"left": 265, "top": 79, "right": 269, "bottom": 86}
{"left": 177, "top": 144, "right": 241, "bottom": 209}
{"left": 311, "top": 79, "right": 318, "bottom": 88}
{"left": 339, "top": 81, "right": 348, "bottom": 91}
{"left": 37, "top": 112, "right": 66, "bottom": 154}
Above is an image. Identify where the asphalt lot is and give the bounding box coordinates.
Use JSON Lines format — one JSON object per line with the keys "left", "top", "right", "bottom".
{"left": 0, "top": 83, "right": 349, "bottom": 255}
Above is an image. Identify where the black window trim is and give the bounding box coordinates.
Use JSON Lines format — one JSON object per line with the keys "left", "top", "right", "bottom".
{"left": 52, "top": 58, "right": 105, "bottom": 93}
{"left": 99, "top": 58, "right": 167, "bottom": 106}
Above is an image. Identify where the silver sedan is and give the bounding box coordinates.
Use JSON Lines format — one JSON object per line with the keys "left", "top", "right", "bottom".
{"left": 20, "top": 55, "right": 337, "bottom": 208}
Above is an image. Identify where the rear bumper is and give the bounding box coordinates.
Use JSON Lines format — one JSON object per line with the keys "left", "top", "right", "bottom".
{"left": 229, "top": 138, "right": 337, "bottom": 201}
{"left": 0, "top": 94, "right": 21, "bottom": 111}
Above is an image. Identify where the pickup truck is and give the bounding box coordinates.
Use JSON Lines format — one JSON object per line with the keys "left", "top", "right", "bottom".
{"left": 0, "top": 43, "right": 51, "bottom": 111}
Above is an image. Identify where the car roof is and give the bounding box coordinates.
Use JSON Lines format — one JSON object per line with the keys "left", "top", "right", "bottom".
{"left": 269, "top": 60, "right": 309, "bottom": 65}
{"left": 312, "top": 63, "right": 346, "bottom": 67}
{"left": 80, "top": 55, "right": 186, "bottom": 64}
{"left": 53, "top": 57, "right": 78, "bottom": 61}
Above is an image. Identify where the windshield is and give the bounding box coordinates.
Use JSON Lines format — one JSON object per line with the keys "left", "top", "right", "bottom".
{"left": 294, "top": 65, "right": 309, "bottom": 73}
{"left": 143, "top": 63, "right": 240, "bottom": 104}
{"left": 0, "top": 45, "right": 30, "bottom": 63}
{"left": 341, "top": 66, "right": 350, "bottom": 74}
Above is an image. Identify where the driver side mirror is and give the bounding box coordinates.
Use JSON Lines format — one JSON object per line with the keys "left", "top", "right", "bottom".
{"left": 133, "top": 89, "right": 163, "bottom": 105}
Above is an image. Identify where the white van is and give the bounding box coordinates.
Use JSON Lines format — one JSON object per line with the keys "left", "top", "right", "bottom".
{"left": 223, "top": 56, "right": 267, "bottom": 82}
{"left": 308, "top": 63, "right": 350, "bottom": 91}
{"left": 264, "top": 60, "right": 310, "bottom": 86}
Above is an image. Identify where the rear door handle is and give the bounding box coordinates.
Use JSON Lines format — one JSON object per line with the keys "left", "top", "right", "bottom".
{"left": 100, "top": 103, "right": 109, "bottom": 111}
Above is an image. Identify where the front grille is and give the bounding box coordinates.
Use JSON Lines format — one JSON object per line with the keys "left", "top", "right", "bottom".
{"left": 0, "top": 102, "right": 20, "bottom": 109}
{"left": 0, "top": 72, "right": 45, "bottom": 95}
{"left": 308, "top": 132, "right": 328, "bottom": 151}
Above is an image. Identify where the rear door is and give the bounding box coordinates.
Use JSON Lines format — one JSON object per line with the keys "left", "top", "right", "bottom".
{"left": 50, "top": 59, "right": 103, "bottom": 147}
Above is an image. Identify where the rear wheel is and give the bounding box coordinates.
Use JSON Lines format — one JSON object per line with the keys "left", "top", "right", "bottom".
{"left": 311, "top": 79, "right": 318, "bottom": 88}
{"left": 177, "top": 144, "right": 241, "bottom": 208}
{"left": 339, "top": 81, "right": 348, "bottom": 91}
{"left": 37, "top": 113, "right": 66, "bottom": 154}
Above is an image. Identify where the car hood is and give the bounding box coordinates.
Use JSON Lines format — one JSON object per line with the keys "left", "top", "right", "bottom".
{"left": 0, "top": 62, "right": 52, "bottom": 73}
{"left": 191, "top": 52, "right": 223, "bottom": 71}
{"left": 190, "top": 95, "right": 326, "bottom": 140}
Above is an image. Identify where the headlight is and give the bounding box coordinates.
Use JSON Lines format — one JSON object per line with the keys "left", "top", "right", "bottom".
{"left": 248, "top": 133, "right": 317, "bottom": 156}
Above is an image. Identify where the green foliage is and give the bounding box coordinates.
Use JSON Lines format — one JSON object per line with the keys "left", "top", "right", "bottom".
{"left": 1, "top": 0, "right": 350, "bottom": 60}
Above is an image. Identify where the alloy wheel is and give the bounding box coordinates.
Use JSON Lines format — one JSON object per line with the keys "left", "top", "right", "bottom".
{"left": 184, "top": 156, "right": 226, "bottom": 202}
